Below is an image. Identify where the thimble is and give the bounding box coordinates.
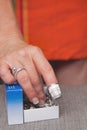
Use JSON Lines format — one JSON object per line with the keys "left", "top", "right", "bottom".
{"left": 48, "top": 83, "right": 61, "bottom": 99}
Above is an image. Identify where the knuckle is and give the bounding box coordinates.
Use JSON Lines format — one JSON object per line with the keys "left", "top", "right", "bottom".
{"left": 36, "top": 86, "right": 43, "bottom": 93}
{"left": 32, "top": 46, "right": 42, "bottom": 54}
{"left": 43, "top": 64, "right": 53, "bottom": 73}
{"left": 34, "top": 46, "right": 41, "bottom": 52}
{"left": 32, "top": 78, "right": 41, "bottom": 86}
{"left": 18, "top": 48, "right": 28, "bottom": 58}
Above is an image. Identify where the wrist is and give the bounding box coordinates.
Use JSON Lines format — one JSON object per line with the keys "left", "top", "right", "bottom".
{"left": 0, "top": 24, "right": 23, "bottom": 43}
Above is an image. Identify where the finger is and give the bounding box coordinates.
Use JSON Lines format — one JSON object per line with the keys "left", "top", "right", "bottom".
{"left": 0, "top": 62, "right": 15, "bottom": 84}
{"left": 32, "top": 49, "right": 62, "bottom": 99}
{"left": 31, "top": 47, "right": 58, "bottom": 86}
{"left": 18, "top": 56, "right": 46, "bottom": 104}
{"left": 16, "top": 68, "right": 40, "bottom": 104}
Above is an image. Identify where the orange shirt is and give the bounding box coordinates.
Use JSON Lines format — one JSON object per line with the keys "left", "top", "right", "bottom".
{"left": 16, "top": 0, "right": 87, "bottom": 60}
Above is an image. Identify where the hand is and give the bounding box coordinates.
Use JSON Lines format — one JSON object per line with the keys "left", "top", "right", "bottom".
{"left": 0, "top": 39, "right": 58, "bottom": 105}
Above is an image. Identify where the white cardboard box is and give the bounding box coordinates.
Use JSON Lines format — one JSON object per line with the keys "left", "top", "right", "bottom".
{"left": 5, "top": 84, "right": 59, "bottom": 125}
{"left": 24, "top": 105, "right": 59, "bottom": 123}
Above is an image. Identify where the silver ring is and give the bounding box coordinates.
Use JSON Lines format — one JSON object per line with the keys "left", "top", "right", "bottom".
{"left": 11, "top": 67, "right": 26, "bottom": 79}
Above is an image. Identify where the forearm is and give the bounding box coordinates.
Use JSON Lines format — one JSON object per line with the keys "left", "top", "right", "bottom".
{"left": 0, "top": 0, "right": 23, "bottom": 43}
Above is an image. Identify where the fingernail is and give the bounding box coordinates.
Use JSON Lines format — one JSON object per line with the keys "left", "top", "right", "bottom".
{"left": 48, "top": 83, "right": 61, "bottom": 99}
{"left": 32, "top": 97, "right": 39, "bottom": 105}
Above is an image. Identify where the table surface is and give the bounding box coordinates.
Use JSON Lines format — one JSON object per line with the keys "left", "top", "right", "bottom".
{"left": 0, "top": 84, "right": 87, "bottom": 130}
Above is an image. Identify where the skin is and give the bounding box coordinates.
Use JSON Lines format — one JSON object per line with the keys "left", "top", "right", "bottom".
{"left": 0, "top": 0, "right": 58, "bottom": 105}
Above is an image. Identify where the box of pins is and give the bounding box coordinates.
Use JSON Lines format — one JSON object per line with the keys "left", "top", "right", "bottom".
{"left": 5, "top": 83, "right": 61, "bottom": 125}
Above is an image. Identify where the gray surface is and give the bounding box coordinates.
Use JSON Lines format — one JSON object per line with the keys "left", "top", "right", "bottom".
{"left": 0, "top": 85, "right": 87, "bottom": 130}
